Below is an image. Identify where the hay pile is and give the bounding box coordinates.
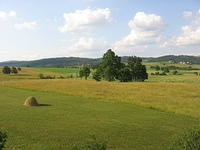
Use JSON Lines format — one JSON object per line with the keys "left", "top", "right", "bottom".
{"left": 24, "top": 96, "right": 39, "bottom": 106}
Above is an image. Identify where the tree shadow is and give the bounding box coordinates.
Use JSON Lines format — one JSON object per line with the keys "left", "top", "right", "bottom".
{"left": 39, "top": 104, "right": 52, "bottom": 106}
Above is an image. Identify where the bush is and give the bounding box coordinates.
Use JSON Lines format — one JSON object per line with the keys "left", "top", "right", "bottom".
{"left": 11, "top": 67, "right": 18, "bottom": 74}
{"left": 93, "top": 70, "right": 101, "bottom": 81}
{"left": 0, "top": 131, "right": 7, "bottom": 150}
{"left": 17, "top": 67, "right": 21, "bottom": 71}
{"left": 71, "top": 136, "right": 107, "bottom": 150}
{"left": 2, "top": 66, "right": 11, "bottom": 74}
{"left": 170, "top": 127, "right": 200, "bottom": 150}
{"left": 38, "top": 74, "right": 55, "bottom": 79}
{"left": 172, "top": 70, "right": 178, "bottom": 75}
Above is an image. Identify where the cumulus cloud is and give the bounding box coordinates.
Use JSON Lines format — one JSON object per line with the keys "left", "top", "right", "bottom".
{"left": 182, "top": 11, "right": 193, "bottom": 18}
{"left": 114, "top": 12, "right": 165, "bottom": 52}
{"left": 164, "top": 9, "right": 200, "bottom": 47}
{"left": 14, "top": 21, "right": 38, "bottom": 30}
{"left": 0, "top": 11, "right": 16, "bottom": 21}
{"left": 63, "top": 37, "right": 109, "bottom": 57}
{"left": 59, "top": 8, "right": 111, "bottom": 33}
{"left": 175, "top": 25, "right": 200, "bottom": 46}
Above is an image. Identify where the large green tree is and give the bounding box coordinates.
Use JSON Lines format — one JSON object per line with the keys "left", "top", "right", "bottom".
{"left": 79, "top": 66, "right": 91, "bottom": 80}
{"left": 98, "top": 49, "right": 122, "bottom": 81}
{"left": 128, "top": 56, "right": 148, "bottom": 81}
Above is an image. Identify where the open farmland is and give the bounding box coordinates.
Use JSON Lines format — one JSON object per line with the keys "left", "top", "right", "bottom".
{"left": 0, "top": 86, "right": 198, "bottom": 150}
{"left": 0, "top": 64, "right": 200, "bottom": 150}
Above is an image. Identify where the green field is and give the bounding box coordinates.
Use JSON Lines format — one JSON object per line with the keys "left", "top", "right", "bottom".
{"left": 33, "top": 67, "right": 80, "bottom": 74}
{"left": 0, "top": 64, "right": 200, "bottom": 150}
{"left": 0, "top": 86, "right": 198, "bottom": 150}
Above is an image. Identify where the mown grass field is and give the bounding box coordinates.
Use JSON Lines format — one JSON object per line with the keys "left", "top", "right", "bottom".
{"left": 0, "top": 64, "right": 200, "bottom": 150}
{"left": 0, "top": 86, "right": 198, "bottom": 150}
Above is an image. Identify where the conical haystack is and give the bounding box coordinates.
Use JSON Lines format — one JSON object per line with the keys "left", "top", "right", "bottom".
{"left": 24, "top": 96, "right": 39, "bottom": 106}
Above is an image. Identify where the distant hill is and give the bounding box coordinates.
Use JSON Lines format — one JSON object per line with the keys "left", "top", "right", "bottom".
{"left": 0, "top": 57, "right": 101, "bottom": 67}
{"left": 0, "top": 55, "right": 200, "bottom": 67}
{"left": 145, "top": 55, "right": 200, "bottom": 64}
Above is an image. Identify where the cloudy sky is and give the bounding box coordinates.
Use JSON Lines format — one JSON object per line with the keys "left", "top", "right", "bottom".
{"left": 0, "top": 0, "right": 200, "bottom": 61}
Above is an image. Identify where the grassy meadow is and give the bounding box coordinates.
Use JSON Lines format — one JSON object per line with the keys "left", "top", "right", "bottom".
{"left": 0, "top": 63, "right": 200, "bottom": 150}
{"left": 0, "top": 86, "right": 198, "bottom": 150}
{"left": 32, "top": 67, "right": 80, "bottom": 74}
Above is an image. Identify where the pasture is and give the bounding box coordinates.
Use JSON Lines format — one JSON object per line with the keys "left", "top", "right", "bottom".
{"left": 0, "top": 64, "right": 200, "bottom": 150}
{"left": 0, "top": 86, "right": 198, "bottom": 150}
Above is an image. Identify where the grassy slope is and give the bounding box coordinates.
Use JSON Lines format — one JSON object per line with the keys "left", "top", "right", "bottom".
{"left": 0, "top": 86, "right": 198, "bottom": 150}
{"left": 2, "top": 79, "right": 200, "bottom": 118}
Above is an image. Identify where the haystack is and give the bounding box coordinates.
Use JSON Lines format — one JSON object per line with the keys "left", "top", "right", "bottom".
{"left": 24, "top": 96, "right": 39, "bottom": 106}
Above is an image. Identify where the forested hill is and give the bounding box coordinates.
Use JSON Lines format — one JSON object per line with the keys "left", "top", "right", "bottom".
{"left": 0, "top": 57, "right": 101, "bottom": 67}
{"left": 144, "top": 55, "right": 200, "bottom": 64}
{"left": 0, "top": 55, "right": 200, "bottom": 67}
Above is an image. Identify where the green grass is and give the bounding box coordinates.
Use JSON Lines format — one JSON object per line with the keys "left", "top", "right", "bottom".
{"left": 33, "top": 67, "right": 80, "bottom": 74}
{"left": 0, "top": 86, "right": 199, "bottom": 150}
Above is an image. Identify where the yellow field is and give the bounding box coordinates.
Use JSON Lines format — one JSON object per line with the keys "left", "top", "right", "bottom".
{"left": 1, "top": 79, "right": 200, "bottom": 118}
{"left": 0, "top": 67, "right": 64, "bottom": 81}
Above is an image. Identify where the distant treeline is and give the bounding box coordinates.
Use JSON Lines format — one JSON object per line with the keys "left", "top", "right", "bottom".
{"left": 150, "top": 65, "right": 200, "bottom": 71}
{"left": 0, "top": 55, "right": 200, "bottom": 67}
{"left": 146, "top": 55, "right": 200, "bottom": 64}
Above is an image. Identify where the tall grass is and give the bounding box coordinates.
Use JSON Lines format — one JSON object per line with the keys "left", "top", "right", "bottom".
{"left": 2, "top": 79, "right": 200, "bottom": 118}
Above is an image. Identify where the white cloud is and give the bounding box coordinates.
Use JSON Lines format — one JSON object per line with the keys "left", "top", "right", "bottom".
{"left": 0, "top": 11, "right": 16, "bottom": 21}
{"left": 175, "top": 25, "right": 200, "bottom": 46}
{"left": 14, "top": 21, "right": 38, "bottom": 30}
{"left": 114, "top": 12, "right": 165, "bottom": 52}
{"left": 182, "top": 11, "right": 193, "bottom": 18}
{"left": 163, "top": 9, "right": 200, "bottom": 47}
{"left": 59, "top": 8, "right": 111, "bottom": 33}
{"left": 62, "top": 37, "right": 109, "bottom": 57}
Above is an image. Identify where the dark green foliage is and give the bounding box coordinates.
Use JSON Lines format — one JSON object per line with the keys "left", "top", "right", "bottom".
{"left": 0, "top": 131, "right": 7, "bottom": 150}
{"left": 38, "top": 73, "right": 55, "bottom": 79}
{"left": 118, "top": 67, "right": 132, "bottom": 82}
{"left": 96, "top": 50, "right": 148, "bottom": 82}
{"left": 11, "top": 66, "right": 18, "bottom": 74}
{"left": 170, "top": 127, "right": 200, "bottom": 150}
{"left": 172, "top": 70, "right": 178, "bottom": 75}
{"left": 150, "top": 65, "right": 160, "bottom": 71}
{"left": 79, "top": 67, "right": 91, "bottom": 80}
{"left": 98, "top": 49, "right": 122, "bottom": 81}
{"left": 161, "top": 67, "right": 170, "bottom": 73}
{"left": 2, "top": 66, "right": 11, "bottom": 74}
{"left": 93, "top": 70, "right": 101, "bottom": 81}
{"left": 128, "top": 56, "right": 148, "bottom": 81}
{"left": 17, "top": 67, "right": 21, "bottom": 71}
{"left": 71, "top": 136, "right": 107, "bottom": 150}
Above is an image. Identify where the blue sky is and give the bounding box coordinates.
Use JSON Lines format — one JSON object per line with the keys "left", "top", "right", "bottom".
{"left": 0, "top": 0, "right": 199, "bottom": 61}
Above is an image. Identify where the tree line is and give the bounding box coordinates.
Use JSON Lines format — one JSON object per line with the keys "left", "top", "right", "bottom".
{"left": 79, "top": 49, "right": 148, "bottom": 82}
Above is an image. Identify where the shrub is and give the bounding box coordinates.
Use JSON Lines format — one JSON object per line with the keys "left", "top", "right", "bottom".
{"left": 11, "top": 67, "right": 18, "bottom": 74}
{"left": 93, "top": 70, "right": 101, "bottom": 81}
{"left": 38, "top": 74, "right": 55, "bottom": 79}
{"left": 2, "top": 66, "right": 11, "bottom": 74}
{"left": 79, "top": 67, "right": 91, "bottom": 80}
{"left": 17, "top": 67, "right": 21, "bottom": 71}
{"left": 172, "top": 70, "right": 178, "bottom": 75}
{"left": 0, "top": 131, "right": 7, "bottom": 150}
{"left": 170, "top": 127, "right": 200, "bottom": 150}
